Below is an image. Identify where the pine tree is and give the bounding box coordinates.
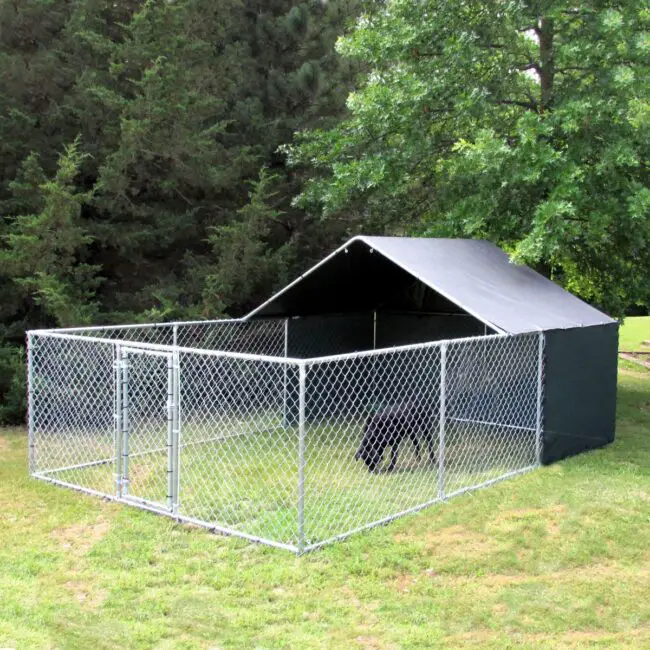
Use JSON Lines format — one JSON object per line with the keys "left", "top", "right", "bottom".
{"left": 2, "top": 137, "right": 101, "bottom": 327}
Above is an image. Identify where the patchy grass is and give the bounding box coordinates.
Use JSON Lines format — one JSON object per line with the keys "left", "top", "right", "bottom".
{"left": 2, "top": 346, "right": 650, "bottom": 647}
{"left": 619, "top": 315, "right": 650, "bottom": 352}
{"left": 35, "top": 419, "right": 534, "bottom": 549}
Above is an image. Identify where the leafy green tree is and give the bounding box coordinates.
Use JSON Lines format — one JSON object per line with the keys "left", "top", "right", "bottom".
{"left": 292, "top": 0, "right": 650, "bottom": 315}
{"left": 0, "top": 342, "right": 26, "bottom": 425}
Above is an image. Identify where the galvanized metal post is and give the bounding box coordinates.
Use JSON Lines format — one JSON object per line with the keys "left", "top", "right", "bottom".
{"left": 26, "top": 332, "right": 35, "bottom": 475}
{"left": 172, "top": 343, "right": 181, "bottom": 514}
{"left": 114, "top": 344, "right": 122, "bottom": 495}
{"left": 120, "top": 349, "right": 130, "bottom": 496}
{"left": 297, "top": 362, "right": 307, "bottom": 554}
{"left": 166, "top": 354, "right": 174, "bottom": 511}
{"left": 438, "top": 343, "right": 447, "bottom": 500}
{"left": 535, "top": 331, "right": 545, "bottom": 465}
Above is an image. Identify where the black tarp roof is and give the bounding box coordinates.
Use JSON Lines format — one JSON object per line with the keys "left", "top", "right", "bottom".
{"left": 246, "top": 236, "right": 616, "bottom": 334}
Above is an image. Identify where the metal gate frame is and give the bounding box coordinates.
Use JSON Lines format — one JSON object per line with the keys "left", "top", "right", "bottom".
{"left": 115, "top": 345, "right": 181, "bottom": 513}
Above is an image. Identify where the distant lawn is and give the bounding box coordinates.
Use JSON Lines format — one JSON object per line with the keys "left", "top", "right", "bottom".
{"left": 1, "top": 322, "right": 650, "bottom": 648}
{"left": 619, "top": 315, "right": 650, "bottom": 351}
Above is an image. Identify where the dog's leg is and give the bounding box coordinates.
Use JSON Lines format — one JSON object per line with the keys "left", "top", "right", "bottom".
{"left": 427, "top": 429, "right": 436, "bottom": 463}
{"left": 387, "top": 443, "right": 399, "bottom": 472}
{"left": 412, "top": 432, "right": 421, "bottom": 461}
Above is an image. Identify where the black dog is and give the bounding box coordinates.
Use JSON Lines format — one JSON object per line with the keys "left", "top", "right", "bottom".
{"left": 355, "top": 402, "right": 436, "bottom": 473}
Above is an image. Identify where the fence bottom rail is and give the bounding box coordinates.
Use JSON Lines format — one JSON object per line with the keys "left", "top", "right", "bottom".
{"left": 32, "top": 461, "right": 539, "bottom": 554}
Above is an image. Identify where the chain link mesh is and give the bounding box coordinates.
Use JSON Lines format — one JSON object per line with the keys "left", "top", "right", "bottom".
{"left": 29, "top": 334, "right": 117, "bottom": 494}
{"left": 57, "top": 323, "right": 177, "bottom": 346}
{"left": 176, "top": 320, "right": 285, "bottom": 355}
{"left": 287, "top": 313, "right": 374, "bottom": 358}
{"left": 28, "top": 321, "right": 543, "bottom": 553}
{"left": 178, "top": 353, "right": 299, "bottom": 545}
{"left": 119, "top": 349, "right": 173, "bottom": 510}
{"left": 51, "top": 319, "right": 285, "bottom": 355}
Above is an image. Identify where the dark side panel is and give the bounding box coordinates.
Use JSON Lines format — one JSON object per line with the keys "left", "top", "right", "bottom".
{"left": 375, "top": 311, "right": 488, "bottom": 348}
{"left": 287, "top": 313, "right": 373, "bottom": 358}
{"left": 542, "top": 323, "right": 619, "bottom": 464}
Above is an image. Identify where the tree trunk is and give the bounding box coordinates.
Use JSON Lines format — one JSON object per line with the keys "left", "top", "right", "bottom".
{"left": 539, "top": 17, "right": 555, "bottom": 112}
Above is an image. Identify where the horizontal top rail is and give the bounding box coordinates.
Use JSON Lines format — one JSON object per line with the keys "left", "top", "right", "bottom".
{"left": 28, "top": 317, "right": 246, "bottom": 335}
{"left": 27, "top": 326, "right": 540, "bottom": 366}
{"left": 302, "top": 331, "right": 516, "bottom": 365}
{"left": 31, "top": 330, "right": 300, "bottom": 365}
{"left": 122, "top": 347, "right": 174, "bottom": 359}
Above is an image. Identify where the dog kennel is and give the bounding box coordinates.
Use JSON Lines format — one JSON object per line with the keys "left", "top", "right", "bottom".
{"left": 27, "top": 236, "right": 619, "bottom": 552}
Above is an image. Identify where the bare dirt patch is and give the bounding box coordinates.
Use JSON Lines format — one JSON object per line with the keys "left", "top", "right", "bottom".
{"left": 64, "top": 578, "right": 107, "bottom": 609}
{"left": 394, "top": 524, "right": 499, "bottom": 557}
{"left": 620, "top": 352, "right": 650, "bottom": 370}
{"left": 354, "top": 635, "right": 397, "bottom": 650}
{"left": 522, "top": 626, "right": 650, "bottom": 647}
{"left": 393, "top": 567, "right": 437, "bottom": 594}
{"left": 441, "top": 560, "right": 650, "bottom": 590}
{"left": 389, "top": 559, "right": 650, "bottom": 603}
{"left": 488, "top": 504, "right": 566, "bottom": 538}
{"left": 339, "top": 585, "right": 380, "bottom": 615}
{"left": 393, "top": 573, "right": 415, "bottom": 594}
{"left": 51, "top": 518, "right": 110, "bottom": 557}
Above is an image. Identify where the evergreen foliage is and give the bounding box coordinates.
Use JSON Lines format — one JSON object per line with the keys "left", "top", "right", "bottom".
{"left": 0, "top": 0, "right": 359, "bottom": 420}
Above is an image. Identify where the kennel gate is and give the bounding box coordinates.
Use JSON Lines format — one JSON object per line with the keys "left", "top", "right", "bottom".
{"left": 28, "top": 320, "right": 544, "bottom": 553}
{"left": 115, "top": 346, "right": 180, "bottom": 513}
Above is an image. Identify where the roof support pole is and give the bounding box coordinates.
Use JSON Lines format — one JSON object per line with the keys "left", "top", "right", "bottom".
{"left": 373, "top": 310, "right": 377, "bottom": 350}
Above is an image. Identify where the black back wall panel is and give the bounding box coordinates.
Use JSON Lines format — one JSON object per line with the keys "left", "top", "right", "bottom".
{"left": 542, "top": 323, "right": 619, "bottom": 464}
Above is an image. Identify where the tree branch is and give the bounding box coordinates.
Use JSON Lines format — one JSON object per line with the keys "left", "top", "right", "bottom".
{"left": 518, "top": 63, "right": 542, "bottom": 73}
{"left": 555, "top": 65, "right": 593, "bottom": 73}
{"left": 492, "top": 99, "right": 539, "bottom": 111}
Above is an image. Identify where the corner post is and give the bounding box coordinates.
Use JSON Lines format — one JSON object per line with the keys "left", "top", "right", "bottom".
{"left": 535, "top": 331, "right": 545, "bottom": 465}
{"left": 438, "top": 343, "right": 447, "bottom": 500}
{"left": 297, "top": 361, "right": 307, "bottom": 554}
{"left": 27, "top": 332, "right": 35, "bottom": 475}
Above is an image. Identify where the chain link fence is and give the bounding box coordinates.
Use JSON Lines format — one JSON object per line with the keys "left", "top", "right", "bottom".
{"left": 28, "top": 319, "right": 543, "bottom": 553}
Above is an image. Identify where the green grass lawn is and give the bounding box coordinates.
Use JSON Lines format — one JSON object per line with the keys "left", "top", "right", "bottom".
{"left": 618, "top": 315, "right": 650, "bottom": 351}
{"left": 34, "top": 419, "right": 535, "bottom": 551}
{"left": 2, "top": 321, "right": 650, "bottom": 649}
